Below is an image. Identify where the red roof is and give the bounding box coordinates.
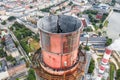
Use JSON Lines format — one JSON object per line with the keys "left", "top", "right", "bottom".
{"left": 100, "top": 66, "right": 105, "bottom": 71}
{"left": 105, "top": 48, "right": 112, "bottom": 55}
{"left": 102, "top": 58, "right": 108, "bottom": 63}
{"left": 96, "top": 13, "right": 103, "bottom": 19}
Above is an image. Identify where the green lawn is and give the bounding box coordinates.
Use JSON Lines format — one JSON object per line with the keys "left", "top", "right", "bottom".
{"left": 109, "top": 63, "right": 115, "bottom": 80}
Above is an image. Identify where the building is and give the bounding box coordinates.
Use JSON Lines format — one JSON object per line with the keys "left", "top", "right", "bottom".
{"left": 7, "top": 60, "right": 27, "bottom": 76}
{"left": 33, "top": 15, "right": 86, "bottom": 80}
{"left": 4, "top": 34, "right": 20, "bottom": 58}
{"left": 0, "top": 59, "right": 27, "bottom": 79}
{"left": 0, "top": 59, "right": 9, "bottom": 80}
{"left": 93, "top": 4, "right": 110, "bottom": 13}
{"left": 80, "top": 37, "right": 107, "bottom": 53}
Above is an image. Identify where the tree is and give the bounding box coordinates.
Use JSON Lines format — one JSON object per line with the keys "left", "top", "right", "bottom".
{"left": 16, "top": 78, "right": 19, "bottom": 80}
{"left": 8, "top": 16, "right": 16, "bottom": 21}
{"left": 88, "top": 59, "right": 95, "bottom": 73}
{"left": 94, "top": 25, "right": 99, "bottom": 30}
{"left": 101, "top": 13, "right": 109, "bottom": 22}
{"left": 84, "top": 46, "right": 90, "bottom": 51}
{"left": 99, "top": 23, "right": 103, "bottom": 29}
{"left": 6, "top": 55, "right": 15, "bottom": 62}
{"left": 116, "top": 69, "right": 120, "bottom": 80}
{"left": 27, "top": 69, "right": 36, "bottom": 80}
{"left": 14, "top": 41, "right": 19, "bottom": 48}
{"left": 105, "top": 38, "right": 112, "bottom": 46}
{"left": 0, "top": 62, "right": 2, "bottom": 66}
{"left": 98, "top": 32, "right": 102, "bottom": 36}
{"left": 111, "top": 0, "right": 116, "bottom": 6}
{"left": 1, "top": 20, "right": 6, "bottom": 25}
{"left": 68, "top": 2, "right": 73, "bottom": 6}
{"left": 30, "top": 6, "right": 33, "bottom": 9}
{"left": 0, "top": 48, "right": 7, "bottom": 58}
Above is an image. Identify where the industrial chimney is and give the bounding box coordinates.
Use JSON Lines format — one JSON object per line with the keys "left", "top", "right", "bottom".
{"left": 33, "top": 15, "right": 86, "bottom": 80}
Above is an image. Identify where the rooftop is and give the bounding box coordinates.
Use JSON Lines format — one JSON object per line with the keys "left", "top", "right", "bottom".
{"left": 80, "top": 37, "right": 107, "bottom": 43}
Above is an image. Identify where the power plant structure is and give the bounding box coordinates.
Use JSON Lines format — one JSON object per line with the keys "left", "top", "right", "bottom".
{"left": 33, "top": 15, "right": 86, "bottom": 80}
{"left": 95, "top": 48, "right": 112, "bottom": 80}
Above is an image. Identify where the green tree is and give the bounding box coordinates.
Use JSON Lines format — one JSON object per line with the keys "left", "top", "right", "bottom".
{"left": 101, "top": 13, "right": 108, "bottom": 22}
{"left": 105, "top": 38, "right": 112, "bottom": 46}
{"left": 84, "top": 46, "right": 90, "bottom": 51}
{"left": 116, "top": 69, "right": 120, "bottom": 80}
{"left": 6, "top": 55, "right": 15, "bottom": 62}
{"left": 8, "top": 16, "right": 16, "bottom": 21}
{"left": 1, "top": 20, "right": 6, "bottom": 25}
{"left": 94, "top": 25, "right": 99, "bottom": 30}
{"left": 14, "top": 41, "right": 19, "bottom": 48}
{"left": 68, "top": 2, "right": 73, "bottom": 6}
{"left": 99, "top": 23, "right": 103, "bottom": 29}
{"left": 98, "top": 32, "right": 102, "bottom": 36}
{"left": 111, "top": 0, "right": 116, "bottom": 6}
{"left": 30, "top": 6, "right": 33, "bottom": 9}
{"left": 27, "top": 69, "right": 36, "bottom": 80}
{"left": 0, "top": 62, "right": 2, "bottom": 66}
{"left": 16, "top": 78, "right": 19, "bottom": 80}
{"left": 88, "top": 59, "right": 95, "bottom": 73}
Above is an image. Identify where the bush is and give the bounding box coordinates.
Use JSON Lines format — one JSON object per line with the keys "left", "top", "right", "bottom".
{"left": 1, "top": 21, "right": 6, "bottom": 25}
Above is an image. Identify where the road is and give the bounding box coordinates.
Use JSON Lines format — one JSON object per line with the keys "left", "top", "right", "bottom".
{"left": 107, "top": 4, "right": 120, "bottom": 40}
{"left": 17, "top": 18, "right": 38, "bottom": 34}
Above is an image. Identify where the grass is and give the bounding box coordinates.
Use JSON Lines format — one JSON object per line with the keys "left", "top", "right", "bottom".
{"left": 20, "top": 37, "right": 40, "bottom": 54}
{"left": 29, "top": 39, "right": 40, "bottom": 50}
{"left": 104, "top": 20, "right": 109, "bottom": 27}
{"left": 109, "top": 63, "right": 115, "bottom": 80}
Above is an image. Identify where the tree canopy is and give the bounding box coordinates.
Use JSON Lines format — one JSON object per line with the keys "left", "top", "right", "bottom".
{"left": 27, "top": 69, "right": 36, "bottom": 80}
{"left": 105, "top": 38, "right": 112, "bottom": 46}
{"left": 116, "top": 69, "right": 120, "bottom": 80}
{"left": 88, "top": 59, "right": 95, "bottom": 73}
